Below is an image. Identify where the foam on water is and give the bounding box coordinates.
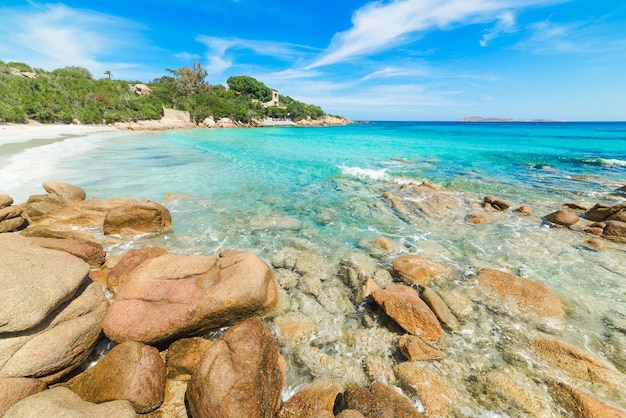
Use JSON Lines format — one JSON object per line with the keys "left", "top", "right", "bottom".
{"left": 338, "top": 165, "right": 389, "bottom": 180}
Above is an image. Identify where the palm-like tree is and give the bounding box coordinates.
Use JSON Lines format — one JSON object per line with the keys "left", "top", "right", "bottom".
{"left": 104, "top": 70, "right": 112, "bottom": 80}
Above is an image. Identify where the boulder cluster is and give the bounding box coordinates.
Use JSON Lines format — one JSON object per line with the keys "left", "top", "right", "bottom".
{"left": 1, "top": 181, "right": 625, "bottom": 417}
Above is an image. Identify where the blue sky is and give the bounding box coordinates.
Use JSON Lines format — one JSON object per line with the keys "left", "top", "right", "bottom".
{"left": 1, "top": 1, "right": 625, "bottom": 121}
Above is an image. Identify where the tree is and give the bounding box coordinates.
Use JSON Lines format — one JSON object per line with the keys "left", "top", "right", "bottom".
{"left": 226, "top": 76, "right": 272, "bottom": 102}
{"left": 104, "top": 70, "right": 112, "bottom": 80}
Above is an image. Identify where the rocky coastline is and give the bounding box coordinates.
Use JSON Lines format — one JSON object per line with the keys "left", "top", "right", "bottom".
{"left": 1, "top": 181, "right": 625, "bottom": 417}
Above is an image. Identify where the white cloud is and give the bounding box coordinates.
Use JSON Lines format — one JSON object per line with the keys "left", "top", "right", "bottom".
{"left": 307, "top": 0, "right": 565, "bottom": 68}
{"left": 0, "top": 3, "right": 151, "bottom": 78}
{"left": 480, "top": 11, "right": 517, "bottom": 46}
{"left": 196, "top": 35, "right": 319, "bottom": 74}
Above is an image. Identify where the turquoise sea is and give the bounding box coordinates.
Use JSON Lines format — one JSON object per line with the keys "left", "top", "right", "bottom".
{"left": 2, "top": 121, "right": 625, "bottom": 415}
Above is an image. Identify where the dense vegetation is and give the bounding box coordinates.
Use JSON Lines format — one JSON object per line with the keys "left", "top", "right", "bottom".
{"left": 0, "top": 60, "right": 326, "bottom": 124}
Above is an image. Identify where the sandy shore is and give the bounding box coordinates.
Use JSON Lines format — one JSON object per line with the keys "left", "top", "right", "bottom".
{"left": 0, "top": 123, "right": 117, "bottom": 146}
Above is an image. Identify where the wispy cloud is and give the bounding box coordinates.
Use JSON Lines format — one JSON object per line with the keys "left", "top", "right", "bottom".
{"left": 480, "top": 11, "right": 517, "bottom": 46}
{"left": 196, "top": 35, "right": 319, "bottom": 74}
{"left": 0, "top": 3, "right": 147, "bottom": 77}
{"left": 307, "top": 0, "right": 566, "bottom": 68}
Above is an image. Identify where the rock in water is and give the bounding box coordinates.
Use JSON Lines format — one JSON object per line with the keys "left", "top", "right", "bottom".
{"left": 475, "top": 268, "right": 565, "bottom": 318}
{"left": 186, "top": 318, "right": 284, "bottom": 418}
{"left": 103, "top": 199, "right": 171, "bottom": 236}
{"left": 103, "top": 250, "right": 279, "bottom": 345}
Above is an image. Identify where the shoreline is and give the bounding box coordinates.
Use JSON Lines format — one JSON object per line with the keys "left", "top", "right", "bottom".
{"left": 0, "top": 123, "right": 118, "bottom": 147}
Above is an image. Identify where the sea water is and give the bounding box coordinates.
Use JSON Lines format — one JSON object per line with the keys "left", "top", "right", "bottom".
{"left": 1, "top": 121, "right": 625, "bottom": 414}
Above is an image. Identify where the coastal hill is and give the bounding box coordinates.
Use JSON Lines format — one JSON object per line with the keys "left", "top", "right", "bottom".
{"left": 0, "top": 60, "right": 348, "bottom": 127}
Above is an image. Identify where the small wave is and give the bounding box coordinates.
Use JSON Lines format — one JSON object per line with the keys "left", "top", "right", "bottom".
{"left": 598, "top": 158, "right": 626, "bottom": 167}
{"left": 339, "top": 165, "right": 388, "bottom": 180}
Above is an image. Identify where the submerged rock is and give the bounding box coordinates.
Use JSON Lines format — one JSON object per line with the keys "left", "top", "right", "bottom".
{"left": 277, "top": 379, "right": 342, "bottom": 418}
{"left": 548, "top": 380, "right": 626, "bottom": 418}
{"left": 475, "top": 268, "right": 565, "bottom": 318}
{"left": 395, "top": 362, "right": 455, "bottom": 417}
{"left": 483, "top": 195, "right": 510, "bottom": 211}
{"left": 398, "top": 334, "right": 446, "bottom": 361}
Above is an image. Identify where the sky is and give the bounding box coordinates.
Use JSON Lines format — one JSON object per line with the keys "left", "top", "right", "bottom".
{"left": 0, "top": 1, "right": 625, "bottom": 121}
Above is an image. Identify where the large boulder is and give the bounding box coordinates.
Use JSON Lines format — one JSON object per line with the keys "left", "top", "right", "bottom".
{"left": 0, "top": 378, "right": 47, "bottom": 416}
{"left": 106, "top": 246, "right": 169, "bottom": 291}
{"left": 341, "top": 381, "right": 423, "bottom": 418}
{"left": 0, "top": 282, "right": 107, "bottom": 383}
{"left": 371, "top": 284, "right": 444, "bottom": 342}
{"left": 584, "top": 203, "right": 626, "bottom": 222}
{"left": 25, "top": 182, "right": 86, "bottom": 219}
{"left": 103, "top": 199, "right": 171, "bottom": 236}
{"left": 65, "top": 341, "right": 165, "bottom": 413}
{"left": 4, "top": 387, "right": 135, "bottom": 418}
{"left": 27, "top": 236, "right": 106, "bottom": 267}
{"left": 0, "top": 234, "right": 90, "bottom": 333}
{"left": 391, "top": 254, "right": 447, "bottom": 285}
{"left": 602, "top": 220, "right": 626, "bottom": 242}
{"left": 0, "top": 194, "right": 13, "bottom": 208}
{"left": 475, "top": 268, "right": 565, "bottom": 318}
{"left": 0, "top": 204, "right": 28, "bottom": 233}
{"left": 103, "top": 250, "right": 279, "bottom": 344}
{"left": 186, "top": 318, "right": 284, "bottom": 418}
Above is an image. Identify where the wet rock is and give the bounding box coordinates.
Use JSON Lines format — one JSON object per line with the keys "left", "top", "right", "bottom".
{"left": 475, "top": 268, "right": 565, "bottom": 318}
{"left": 602, "top": 220, "right": 626, "bottom": 242}
{"left": 581, "top": 238, "right": 610, "bottom": 251}
{"left": 533, "top": 336, "right": 626, "bottom": 392}
{"left": 186, "top": 318, "right": 284, "bottom": 418}
{"left": 392, "top": 254, "right": 447, "bottom": 285}
{"left": 363, "top": 355, "right": 395, "bottom": 383}
{"left": 615, "top": 185, "right": 626, "bottom": 196}
{"left": 106, "top": 246, "right": 169, "bottom": 292}
{"left": 0, "top": 281, "right": 107, "bottom": 383}
{"left": 398, "top": 334, "right": 446, "bottom": 361}
{"left": 548, "top": 380, "right": 626, "bottom": 418}
{"left": 342, "top": 381, "right": 423, "bottom": 418}
{"left": 563, "top": 202, "right": 589, "bottom": 211}
{"left": 103, "top": 199, "right": 171, "bottom": 236}
{"left": 420, "top": 287, "right": 461, "bottom": 331}
{"left": 28, "top": 236, "right": 106, "bottom": 267}
{"left": 544, "top": 209, "right": 580, "bottom": 226}
{"left": 584, "top": 222, "right": 605, "bottom": 236}
{"left": 3, "top": 387, "right": 135, "bottom": 418}
{"left": 372, "top": 284, "right": 444, "bottom": 342}
{"left": 484, "top": 195, "right": 510, "bottom": 211}
{"left": 0, "top": 378, "right": 47, "bottom": 416}
{"left": 104, "top": 250, "right": 279, "bottom": 345}
{"left": 277, "top": 379, "right": 342, "bottom": 418}
{"left": 0, "top": 234, "right": 90, "bottom": 333}
{"left": 374, "top": 236, "right": 394, "bottom": 251}
{"left": 395, "top": 362, "right": 455, "bottom": 417}
{"left": 514, "top": 204, "right": 533, "bottom": 215}
{"left": 165, "top": 337, "right": 213, "bottom": 380}
{"left": 0, "top": 194, "right": 13, "bottom": 208}
{"left": 584, "top": 203, "right": 626, "bottom": 222}
{"left": 466, "top": 212, "right": 489, "bottom": 224}
{"left": 483, "top": 367, "right": 559, "bottom": 417}
{"left": 65, "top": 341, "right": 165, "bottom": 413}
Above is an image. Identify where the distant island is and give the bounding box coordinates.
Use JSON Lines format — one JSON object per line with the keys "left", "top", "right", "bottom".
{"left": 458, "top": 116, "right": 565, "bottom": 122}
{"left": 0, "top": 60, "right": 349, "bottom": 128}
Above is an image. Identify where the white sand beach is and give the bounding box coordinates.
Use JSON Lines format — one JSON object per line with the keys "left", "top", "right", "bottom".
{"left": 0, "top": 123, "right": 116, "bottom": 146}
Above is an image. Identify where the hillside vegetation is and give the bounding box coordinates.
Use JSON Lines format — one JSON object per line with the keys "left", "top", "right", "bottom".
{"left": 0, "top": 60, "right": 325, "bottom": 125}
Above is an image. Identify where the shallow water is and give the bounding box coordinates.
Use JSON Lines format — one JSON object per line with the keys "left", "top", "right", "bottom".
{"left": 1, "top": 122, "right": 625, "bottom": 415}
